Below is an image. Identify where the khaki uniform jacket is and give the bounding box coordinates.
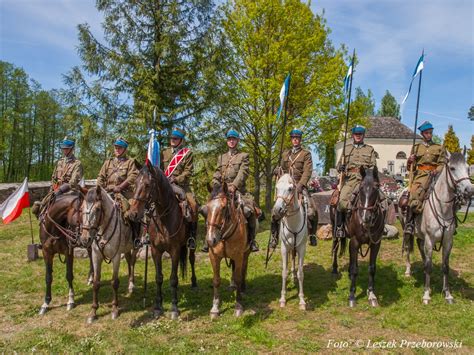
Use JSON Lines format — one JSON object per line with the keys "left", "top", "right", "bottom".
{"left": 97, "top": 157, "right": 139, "bottom": 199}
{"left": 161, "top": 146, "right": 193, "bottom": 189}
{"left": 212, "top": 151, "right": 249, "bottom": 193}
{"left": 281, "top": 147, "right": 313, "bottom": 188}
{"left": 51, "top": 155, "right": 83, "bottom": 191}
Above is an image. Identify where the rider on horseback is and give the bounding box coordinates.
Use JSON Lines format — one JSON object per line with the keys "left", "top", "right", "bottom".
{"left": 32, "top": 136, "right": 84, "bottom": 218}
{"left": 403, "top": 121, "right": 446, "bottom": 238}
{"left": 270, "top": 128, "right": 318, "bottom": 248}
{"left": 202, "top": 129, "right": 259, "bottom": 253}
{"left": 161, "top": 128, "right": 199, "bottom": 250}
{"left": 334, "top": 125, "right": 385, "bottom": 238}
{"left": 96, "top": 137, "right": 141, "bottom": 245}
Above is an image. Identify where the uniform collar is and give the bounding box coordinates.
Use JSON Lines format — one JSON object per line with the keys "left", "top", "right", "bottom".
{"left": 115, "top": 156, "right": 127, "bottom": 162}
{"left": 291, "top": 146, "right": 302, "bottom": 154}
{"left": 64, "top": 154, "right": 75, "bottom": 163}
{"left": 172, "top": 144, "right": 183, "bottom": 154}
{"left": 353, "top": 142, "right": 365, "bottom": 148}
{"left": 422, "top": 140, "right": 433, "bottom": 146}
{"left": 228, "top": 148, "right": 238, "bottom": 156}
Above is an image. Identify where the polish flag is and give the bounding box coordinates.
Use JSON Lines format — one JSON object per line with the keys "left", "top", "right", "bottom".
{"left": 0, "top": 178, "right": 30, "bottom": 224}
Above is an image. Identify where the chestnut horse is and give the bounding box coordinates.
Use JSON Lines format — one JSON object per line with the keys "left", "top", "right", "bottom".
{"left": 128, "top": 163, "right": 197, "bottom": 320}
{"left": 205, "top": 183, "right": 250, "bottom": 319}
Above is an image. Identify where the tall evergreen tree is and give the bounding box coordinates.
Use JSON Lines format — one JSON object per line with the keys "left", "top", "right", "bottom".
{"left": 443, "top": 125, "right": 461, "bottom": 153}
{"left": 468, "top": 105, "right": 474, "bottom": 121}
{"left": 377, "top": 90, "right": 400, "bottom": 119}
{"left": 467, "top": 135, "right": 474, "bottom": 166}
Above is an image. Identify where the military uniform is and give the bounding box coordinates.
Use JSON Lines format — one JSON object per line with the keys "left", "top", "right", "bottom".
{"left": 407, "top": 141, "right": 446, "bottom": 214}
{"left": 32, "top": 137, "right": 83, "bottom": 218}
{"left": 97, "top": 156, "right": 138, "bottom": 200}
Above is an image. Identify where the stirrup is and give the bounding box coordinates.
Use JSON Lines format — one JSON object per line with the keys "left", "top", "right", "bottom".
{"left": 187, "top": 237, "right": 196, "bottom": 250}
{"left": 133, "top": 238, "right": 143, "bottom": 249}
{"left": 335, "top": 226, "right": 345, "bottom": 239}
{"left": 250, "top": 240, "right": 259, "bottom": 252}
{"left": 201, "top": 244, "right": 209, "bottom": 252}
{"left": 309, "top": 235, "right": 318, "bottom": 246}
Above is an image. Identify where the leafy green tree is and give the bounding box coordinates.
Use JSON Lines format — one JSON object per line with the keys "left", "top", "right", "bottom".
{"left": 377, "top": 90, "right": 400, "bottom": 119}
{"left": 468, "top": 105, "right": 474, "bottom": 121}
{"left": 443, "top": 125, "right": 461, "bottom": 153}
{"left": 467, "top": 135, "right": 474, "bottom": 165}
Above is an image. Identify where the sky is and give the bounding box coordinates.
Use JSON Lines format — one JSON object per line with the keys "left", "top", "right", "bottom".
{"left": 0, "top": 0, "right": 473, "bottom": 149}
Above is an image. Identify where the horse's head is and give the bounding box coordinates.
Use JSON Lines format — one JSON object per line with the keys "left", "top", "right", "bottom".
{"left": 272, "top": 174, "right": 297, "bottom": 219}
{"left": 205, "top": 182, "right": 230, "bottom": 248}
{"left": 358, "top": 166, "right": 380, "bottom": 226}
{"left": 129, "top": 163, "right": 155, "bottom": 221}
{"left": 80, "top": 186, "right": 104, "bottom": 248}
{"left": 446, "top": 151, "right": 473, "bottom": 199}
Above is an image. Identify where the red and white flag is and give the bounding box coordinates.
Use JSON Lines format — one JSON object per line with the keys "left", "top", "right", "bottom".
{"left": 0, "top": 177, "right": 30, "bottom": 224}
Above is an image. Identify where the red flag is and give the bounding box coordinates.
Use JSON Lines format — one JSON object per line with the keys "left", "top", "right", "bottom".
{"left": 0, "top": 178, "right": 30, "bottom": 224}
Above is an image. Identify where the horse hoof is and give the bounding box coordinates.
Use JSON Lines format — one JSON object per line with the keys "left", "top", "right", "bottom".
{"left": 331, "top": 269, "right": 338, "bottom": 275}
{"left": 66, "top": 303, "right": 75, "bottom": 311}
{"left": 170, "top": 311, "right": 179, "bottom": 320}
{"left": 422, "top": 299, "right": 430, "bottom": 305}
{"left": 234, "top": 307, "right": 243, "bottom": 317}
{"left": 369, "top": 299, "right": 379, "bottom": 307}
{"left": 111, "top": 311, "right": 119, "bottom": 320}
{"left": 404, "top": 272, "right": 411, "bottom": 278}
{"left": 38, "top": 306, "right": 48, "bottom": 315}
{"left": 210, "top": 312, "right": 219, "bottom": 320}
{"left": 153, "top": 309, "right": 164, "bottom": 319}
{"left": 348, "top": 300, "right": 356, "bottom": 308}
{"left": 445, "top": 298, "right": 454, "bottom": 305}
{"left": 87, "top": 315, "right": 97, "bottom": 324}
{"left": 279, "top": 302, "right": 286, "bottom": 308}
{"left": 299, "top": 303, "right": 306, "bottom": 311}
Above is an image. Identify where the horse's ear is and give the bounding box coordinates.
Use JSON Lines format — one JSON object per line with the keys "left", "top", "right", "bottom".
{"left": 446, "top": 150, "right": 451, "bottom": 161}
{"left": 207, "top": 182, "right": 213, "bottom": 193}
{"left": 463, "top": 145, "right": 467, "bottom": 158}
{"left": 222, "top": 182, "right": 228, "bottom": 194}
{"left": 359, "top": 166, "right": 366, "bottom": 178}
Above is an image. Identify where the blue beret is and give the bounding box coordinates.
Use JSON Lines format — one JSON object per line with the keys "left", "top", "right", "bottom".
{"left": 226, "top": 129, "right": 240, "bottom": 139}
{"left": 351, "top": 125, "right": 366, "bottom": 134}
{"left": 171, "top": 128, "right": 185, "bottom": 139}
{"left": 59, "top": 136, "right": 75, "bottom": 149}
{"left": 418, "top": 121, "right": 433, "bottom": 132}
{"left": 114, "top": 137, "right": 129, "bottom": 148}
{"left": 289, "top": 129, "right": 303, "bottom": 137}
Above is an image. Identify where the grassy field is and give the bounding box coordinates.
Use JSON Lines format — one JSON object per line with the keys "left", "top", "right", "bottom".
{"left": 0, "top": 210, "right": 473, "bottom": 353}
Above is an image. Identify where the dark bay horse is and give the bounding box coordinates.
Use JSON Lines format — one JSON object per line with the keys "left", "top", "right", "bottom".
{"left": 205, "top": 183, "right": 250, "bottom": 319}
{"left": 128, "top": 163, "right": 197, "bottom": 320}
{"left": 38, "top": 192, "right": 92, "bottom": 315}
{"left": 331, "top": 167, "right": 385, "bottom": 307}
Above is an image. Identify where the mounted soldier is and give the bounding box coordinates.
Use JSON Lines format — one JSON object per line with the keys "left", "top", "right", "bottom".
{"left": 334, "top": 125, "right": 385, "bottom": 238}
{"left": 270, "top": 128, "right": 318, "bottom": 248}
{"left": 161, "top": 128, "right": 198, "bottom": 250}
{"left": 403, "top": 121, "right": 446, "bottom": 238}
{"left": 32, "top": 136, "right": 84, "bottom": 218}
{"left": 203, "top": 129, "right": 259, "bottom": 253}
{"left": 96, "top": 137, "right": 141, "bottom": 243}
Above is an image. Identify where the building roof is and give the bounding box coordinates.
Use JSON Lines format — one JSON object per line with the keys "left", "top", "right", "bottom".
{"left": 365, "top": 116, "right": 420, "bottom": 139}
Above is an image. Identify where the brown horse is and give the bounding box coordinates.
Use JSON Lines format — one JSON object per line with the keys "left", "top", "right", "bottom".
{"left": 128, "top": 163, "right": 197, "bottom": 320}
{"left": 205, "top": 183, "right": 250, "bottom": 319}
{"left": 38, "top": 192, "right": 93, "bottom": 315}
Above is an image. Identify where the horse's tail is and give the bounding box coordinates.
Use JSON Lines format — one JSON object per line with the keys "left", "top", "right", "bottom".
{"left": 338, "top": 237, "right": 347, "bottom": 257}
{"left": 179, "top": 245, "right": 188, "bottom": 280}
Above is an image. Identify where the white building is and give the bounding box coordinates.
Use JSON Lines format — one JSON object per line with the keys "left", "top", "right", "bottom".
{"left": 335, "top": 116, "right": 421, "bottom": 177}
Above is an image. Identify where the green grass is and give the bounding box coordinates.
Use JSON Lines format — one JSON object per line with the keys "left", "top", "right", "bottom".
{"left": 0, "top": 210, "right": 473, "bottom": 353}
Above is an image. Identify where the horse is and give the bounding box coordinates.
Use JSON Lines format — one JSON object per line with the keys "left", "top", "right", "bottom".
{"left": 204, "top": 182, "right": 250, "bottom": 319}
{"left": 38, "top": 192, "right": 92, "bottom": 315}
{"left": 272, "top": 174, "right": 308, "bottom": 310}
{"left": 128, "top": 163, "right": 197, "bottom": 320}
{"left": 403, "top": 152, "right": 473, "bottom": 304}
{"left": 80, "top": 186, "right": 138, "bottom": 323}
{"left": 331, "top": 167, "right": 385, "bottom": 307}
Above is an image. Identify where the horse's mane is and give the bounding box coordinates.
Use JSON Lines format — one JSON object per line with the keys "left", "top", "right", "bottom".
{"left": 210, "top": 183, "right": 226, "bottom": 199}
{"left": 142, "top": 164, "right": 176, "bottom": 201}
{"left": 85, "top": 188, "right": 97, "bottom": 203}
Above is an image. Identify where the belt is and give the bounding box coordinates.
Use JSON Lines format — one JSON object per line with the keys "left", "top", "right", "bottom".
{"left": 347, "top": 167, "right": 360, "bottom": 173}
{"left": 417, "top": 164, "right": 437, "bottom": 171}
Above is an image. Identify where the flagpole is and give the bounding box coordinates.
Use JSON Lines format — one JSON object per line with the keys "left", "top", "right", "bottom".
{"left": 409, "top": 50, "right": 424, "bottom": 188}
{"left": 277, "top": 73, "right": 291, "bottom": 167}
{"left": 340, "top": 49, "right": 355, "bottom": 184}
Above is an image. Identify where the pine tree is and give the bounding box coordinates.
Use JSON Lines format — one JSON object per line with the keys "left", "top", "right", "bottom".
{"left": 468, "top": 105, "right": 474, "bottom": 121}
{"left": 467, "top": 135, "right": 474, "bottom": 165}
{"left": 377, "top": 90, "right": 400, "bottom": 119}
{"left": 443, "top": 125, "right": 461, "bottom": 153}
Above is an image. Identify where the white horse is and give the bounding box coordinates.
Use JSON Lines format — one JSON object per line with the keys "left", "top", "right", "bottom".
{"left": 80, "top": 186, "right": 137, "bottom": 323}
{"left": 404, "top": 152, "right": 473, "bottom": 304}
{"left": 272, "top": 174, "right": 308, "bottom": 310}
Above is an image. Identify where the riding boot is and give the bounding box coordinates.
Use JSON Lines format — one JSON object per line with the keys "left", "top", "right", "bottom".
{"left": 308, "top": 218, "right": 318, "bottom": 247}
{"left": 335, "top": 211, "right": 346, "bottom": 238}
{"left": 269, "top": 218, "right": 280, "bottom": 249}
{"left": 187, "top": 222, "right": 197, "bottom": 250}
{"left": 132, "top": 221, "right": 143, "bottom": 248}
{"left": 403, "top": 206, "right": 416, "bottom": 239}
{"left": 247, "top": 215, "right": 259, "bottom": 252}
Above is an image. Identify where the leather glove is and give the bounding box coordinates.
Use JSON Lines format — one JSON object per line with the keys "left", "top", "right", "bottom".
{"left": 228, "top": 184, "right": 237, "bottom": 194}
{"left": 113, "top": 186, "right": 122, "bottom": 194}
{"left": 338, "top": 164, "right": 346, "bottom": 173}
{"left": 273, "top": 167, "right": 281, "bottom": 176}
{"left": 407, "top": 154, "right": 416, "bottom": 165}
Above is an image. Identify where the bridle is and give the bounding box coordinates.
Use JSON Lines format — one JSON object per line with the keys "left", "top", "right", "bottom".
{"left": 206, "top": 192, "right": 240, "bottom": 243}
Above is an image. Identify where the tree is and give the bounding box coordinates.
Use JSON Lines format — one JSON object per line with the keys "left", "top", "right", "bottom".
{"left": 468, "top": 105, "right": 474, "bottom": 121}
{"left": 443, "top": 125, "right": 461, "bottom": 153}
{"left": 377, "top": 90, "right": 400, "bottom": 119}
{"left": 204, "top": 0, "right": 347, "bottom": 210}
{"left": 468, "top": 135, "right": 474, "bottom": 165}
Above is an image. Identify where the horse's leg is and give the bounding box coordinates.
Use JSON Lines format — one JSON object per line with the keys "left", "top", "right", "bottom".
{"left": 422, "top": 235, "right": 433, "bottom": 305}
{"left": 111, "top": 254, "right": 121, "bottom": 320}
{"left": 367, "top": 242, "right": 380, "bottom": 307}
{"left": 348, "top": 238, "right": 359, "bottom": 307}
{"left": 297, "top": 243, "right": 307, "bottom": 310}
{"left": 209, "top": 252, "right": 221, "bottom": 319}
{"left": 241, "top": 252, "right": 249, "bottom": 294}
{"left": 65, "top": 249, "right": 75, "bottom": 311}
{"left": 292, "top": 249, "right": 297, "bottom": 285}
{"left": 169, "top": 248, "right": 180, "bottom": 320}
{"left": 442, "top": 236, "right": 454, "bottom": 304}
{"left": 189, "top": 249, "right": 197, "bottom": 289}
{"left": 416, "top": 237, "right": 426, "bottom": 263}
{"left": 152, "top": 249, "right": 164, "bottom": 318}
{"left": 404, "top": 235, "right": 413, "bottom": 277}
{"left": 233, "top": 256, "right": 244, "bottom": 317}
{"left": 124, "top": 250, "right": 137, "bottom": 295}
{"left": 331, "top": 237, "right": 339, "bottom": 275}
{"left": 39, "top": 249, "right": 54, "bottom": 315}
{"left": 87, "top": 247, "right": 94, "bottom": 285}
{"left": 229, "top": 260, "right": 237, "bottom": 290}
{"left": 279, "top": 244, "right": 288, "bottom": 308}
{"left": 87, "top": 251, "right": 102, "bottom": 324}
